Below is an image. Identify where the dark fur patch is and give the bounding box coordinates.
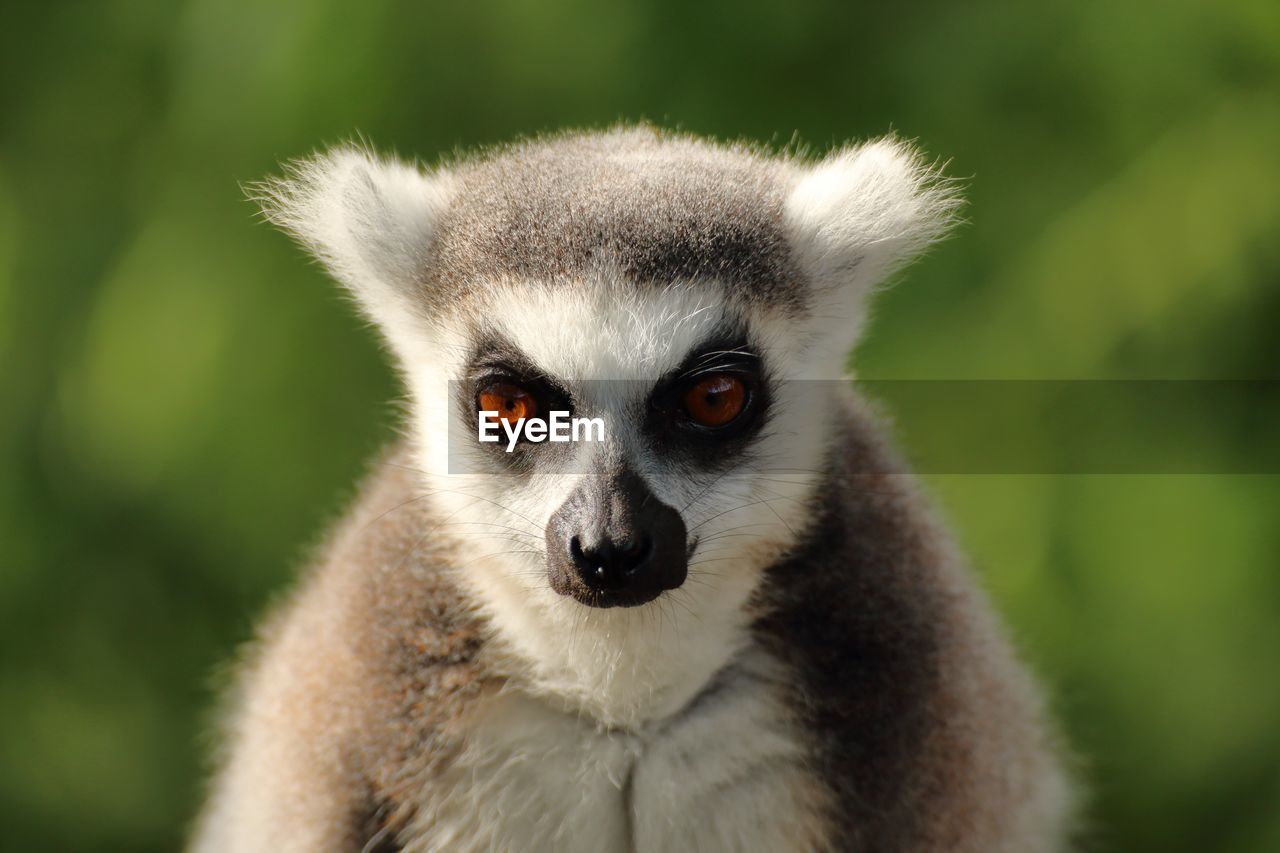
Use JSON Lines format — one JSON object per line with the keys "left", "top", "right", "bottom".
{"left": 752, "top": 419, "right": 943, "bottom": 850}
{"left": 751, "top": 404, "right": 1061, "bottom": 851}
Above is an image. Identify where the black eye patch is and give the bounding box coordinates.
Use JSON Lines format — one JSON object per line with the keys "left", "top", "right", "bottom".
{"left": 644, "top": 333, "right": 771, "bottom": 464}
{"left": 456, "top": 331, "right": 577, "bottom": 472}
{"left": 451, "top": 326, "right": 769, "bottom": 474}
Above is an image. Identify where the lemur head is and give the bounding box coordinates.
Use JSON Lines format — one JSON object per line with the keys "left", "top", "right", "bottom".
{"left": 258, "top": 127, "right": 958, "bottom": 722}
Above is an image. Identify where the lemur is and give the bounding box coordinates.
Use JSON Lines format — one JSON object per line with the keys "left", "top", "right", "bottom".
{"left": 192, "top": 127, "right": 1073, "bottom": 852}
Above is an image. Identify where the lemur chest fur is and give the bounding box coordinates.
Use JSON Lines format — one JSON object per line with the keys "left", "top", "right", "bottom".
{"left": 401, "top": 650, "right": 824, "bottom": 853}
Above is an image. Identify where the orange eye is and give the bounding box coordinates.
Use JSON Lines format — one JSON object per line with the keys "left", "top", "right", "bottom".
{"left": 682, "top": 374, "right": 747, "bottom": 428}
{"left": 477, "top": 382, "right": 538, "bottom": 426}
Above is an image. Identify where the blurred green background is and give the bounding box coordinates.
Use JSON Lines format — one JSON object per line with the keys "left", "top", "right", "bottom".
{"left": 1, "top": 0, "right": 1278, "bottom": 850}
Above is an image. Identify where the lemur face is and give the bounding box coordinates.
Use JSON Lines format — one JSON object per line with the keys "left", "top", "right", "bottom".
{"left": 410, "top": 276, "right": 824, "bottom": 625}
{"left": 256, "top": 127, "right": 956, "bottom": 719}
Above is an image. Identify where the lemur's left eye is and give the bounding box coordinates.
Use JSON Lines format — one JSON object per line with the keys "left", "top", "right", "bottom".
{"left": 681, "top": 374, "right": 748, "bottom": 428}
{"left": 477, "top": 382, "right": 538, "bottom": 426}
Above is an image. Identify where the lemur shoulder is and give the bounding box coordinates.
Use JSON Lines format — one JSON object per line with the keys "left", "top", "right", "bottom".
{"left": 192, "top": 127, "right": 1073, "bottom": 852}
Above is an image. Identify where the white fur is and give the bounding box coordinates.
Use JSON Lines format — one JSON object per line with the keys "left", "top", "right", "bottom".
{"left": 784, "top": 138, "right": 961, "bottom": 371}
{"left": 402, "top": 650, "right": 825, "bottom": 853}
{"left": 251, "top": 146, "right": 453, "bottom": 343}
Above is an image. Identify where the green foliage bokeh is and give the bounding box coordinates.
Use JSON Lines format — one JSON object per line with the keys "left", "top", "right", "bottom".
{"left": 1, "top": 1, "right": 1277, "bottom": 850}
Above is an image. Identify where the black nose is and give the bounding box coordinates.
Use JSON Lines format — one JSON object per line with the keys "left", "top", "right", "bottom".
{"left": 546, "top": 467, "right": 688, "bottom": 608}
{"left": 569, "top": 533, "right": 654, "bottom": 590}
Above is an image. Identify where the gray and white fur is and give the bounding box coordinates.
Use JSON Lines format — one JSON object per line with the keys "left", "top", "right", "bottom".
{"left": 191, "top": 127, "right": 1073, "bottom": 852}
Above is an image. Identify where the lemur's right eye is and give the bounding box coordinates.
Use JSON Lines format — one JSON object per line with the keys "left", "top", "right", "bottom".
{"left": 681, "top": 373, "right": 749, "bottom": 429}
{"left": 477, "top": 382, "right": 538, "bottom": 426}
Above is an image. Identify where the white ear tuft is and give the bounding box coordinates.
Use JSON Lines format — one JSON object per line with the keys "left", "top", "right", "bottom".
{"left": 249, "top": 146, "right": 453, "bottom": 327}
{"left": 785, "top": 138, "right": 962, "bottom": 293}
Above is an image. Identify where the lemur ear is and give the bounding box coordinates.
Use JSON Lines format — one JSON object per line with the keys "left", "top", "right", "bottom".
{"left": 784, "top": 139, "right": 961, "bottom": 345}
{"left": 252, "top": 146, "right": 453, "bottom": 331}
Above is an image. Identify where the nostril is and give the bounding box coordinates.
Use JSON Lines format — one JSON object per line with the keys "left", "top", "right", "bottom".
{"left": 567, "top": 533, "right": 653, "bottom": 583}
{"left": 616, "top": 535, "right": 652, "bottom": 573}
{"left": 616, "top": 536, "right": 644, "bottom": 557}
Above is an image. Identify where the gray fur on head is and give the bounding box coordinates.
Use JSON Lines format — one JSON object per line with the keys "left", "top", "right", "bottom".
{"left": 252, "top": 126, "right": 960, "bottom": 337}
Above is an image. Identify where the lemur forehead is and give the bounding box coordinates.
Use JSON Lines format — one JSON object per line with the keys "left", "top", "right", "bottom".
{"left": 427, "top": 128, "right": 808, "bottom": 316}
{"left": 464, "top": 281, "right": 744, "bottom": 383}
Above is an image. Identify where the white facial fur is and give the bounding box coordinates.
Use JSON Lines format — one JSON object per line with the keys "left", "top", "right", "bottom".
{"left": 256, "top": 134, "right": 958, "bottom": 729}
